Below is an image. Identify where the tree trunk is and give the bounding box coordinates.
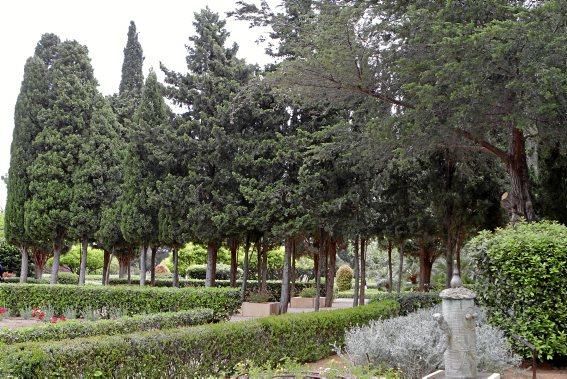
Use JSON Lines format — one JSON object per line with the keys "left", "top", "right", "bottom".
{"left": 315, "top": 230, "right": 323, "bottom": 311}
{"left": 387, "top": 240, "right": 393, "bottom": 293}
{"left": 502, "top": 127, "right": 537, "bottom": 222}
{"left": 50, "top": 239, "right": 63, "bottom": 285}
{"left": 418, "top": 242, "right": 434, "bottom": 292}
{"left": 290, "top": 240, "right": 296, "bottom": 297}
{"left": 260, "top": 244, "right": 268, "bottom": 292}
{"left": 19, "top": 247, "right": 29, "bottom": 283}
{"left": 280, "top": 237, "right": 293, "bottom": 314}
{"left": 79, "top": 238, "right": 88, "bottom": 285}
{"left": 172, "top": 247, "right": 179, "bottom": 288}
{"left": 118, "top": 255, "right": 128, "bottom": 279}
{"left": 445, "top": 235, "right": 454, "bottom": 289}
{"left": 205, "top": 241, "right": 218, "bottom": 287}
{"left": 358, "top": 238, "right": 366, "bottom": 305}
{"left": 325, "top": 239, "right": 336, "bottom": 308}
{"left": 139, "top": 245, "right": 147, "bottom": 286}
{"left": 33, "top": 249, "right": 49, "bottom": 280}
{"left": 150, "top": 246, "right": 157, "bottom": 286}
{"left": 256, "top": 241, "right": 262, "bottom": 281}
{"left": 105, "top": 252, "right": 112, "bottom": 285}
{"left": 229, "top": 238, "right": 238, "bottom": 287}
{"left": 127, "top": 261, "right": 131, "bottom": 284}
{"left": 397, "top": 242, "right": 404, "bottom": 294}
{"left": 240, "top": 235, "right": 251, "bottom": 301}
{"left": 353, "top": 237, "right": 360, "bottom": 307}
{"left": 102, "top": 250, "right": 110, "bottom": 285}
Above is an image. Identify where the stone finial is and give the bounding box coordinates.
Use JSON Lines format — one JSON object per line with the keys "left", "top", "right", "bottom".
{"left": 450, "top": 259, "right": 462, "bottom": 288}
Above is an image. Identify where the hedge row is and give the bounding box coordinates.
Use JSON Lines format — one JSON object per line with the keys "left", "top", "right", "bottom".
{"left": 371, "top": 292, "right": 440, "bottom": 315}
{"left": 107, "top": 278, "right": 326, "bottom": 300}
{"left": 0, "top": 284, "right": 241, "bottom": 320}
{"left": 0, "top": 300, "right": 399, "bottom": 378}
{"left": 0, "top": 308, "right": 214, "bottom": 345}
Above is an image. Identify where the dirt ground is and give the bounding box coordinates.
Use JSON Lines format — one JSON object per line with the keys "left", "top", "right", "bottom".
{"left": 0, "top": 317, "right": 42, "bottom": 329}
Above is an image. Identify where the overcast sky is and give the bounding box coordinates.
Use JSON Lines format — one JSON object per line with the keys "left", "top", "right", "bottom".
{"left": 0, "top": 0, "right": 275, "bottom": 210}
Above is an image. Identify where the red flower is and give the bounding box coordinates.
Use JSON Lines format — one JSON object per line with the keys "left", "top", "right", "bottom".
{"left": 0, "top": 307, "right": 8, "bottom": 314}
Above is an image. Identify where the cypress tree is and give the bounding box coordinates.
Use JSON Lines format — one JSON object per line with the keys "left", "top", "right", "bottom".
{"left": 119, "top": 71, "right": 164, "bottom": 286}
{"left": 70, "top": 95, "right": 121, "bottom": 285}
{"left": 25, "top": 40, "right": 99, "bottom": 284}
{"left": 162, "top": 8, "right": 253, "bottom": 287}
{"left": 5, "top": 34, "right": 60, "bottom": 282}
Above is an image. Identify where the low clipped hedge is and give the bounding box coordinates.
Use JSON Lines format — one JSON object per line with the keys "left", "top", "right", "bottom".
{"left": 107, "top": 278, "right": 325, "bottom": 300}
{"left": 0, "top": 283, "right": 241, "bottom": 320}
{"left": 0, "top": 308, "right": 214, "bottom": 345}
{"left": 370, "top": 292, "right": 440, "bottom": 315}
{"left": 0, "top": 300, "right": 399, "bottom": 377}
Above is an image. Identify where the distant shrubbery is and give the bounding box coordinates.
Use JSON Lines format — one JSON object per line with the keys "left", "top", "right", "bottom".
{"left": 336, "top": 265, "right": 353, "bottom": 291}
{"left": 468, "top": 221, "right": 567, "bottom": 359}
{"left": 371, "top": 292, "right": 440, "bottom": 315}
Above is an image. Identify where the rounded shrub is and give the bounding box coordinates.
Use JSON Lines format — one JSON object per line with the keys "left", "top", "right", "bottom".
{"left": 336, "top": 265, "right": 354, "bottom": 291}
{"left": 468, "top": 221, "right": 567, "bottom": 360}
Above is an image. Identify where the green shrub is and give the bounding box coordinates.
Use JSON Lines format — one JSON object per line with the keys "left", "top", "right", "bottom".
{"left": 186, "top": 263, "right": 242, "bottom": 280}
{"left": 370, "top": 292, "right": 440, "bottom": 315}
{"left": 0, "top": 300, "right": 399, "bottom": 377}
{"left": 299, "top": 287, "right": 318, "bottom": 298}
{"left": 0, "top": 308, "right": 214, "bottom": 344}
{"left": 56, "top": 272, "right": 79, "bottom": 284}
{"left": 247, "top": 291, "right": 273, "bottom": 303}
{"left": 0, "top": 284, "right": 241, "bottom": 320}
{"left": 0, "top": 239, "right": 21, "bottom": 274}
{"left": 48, "top": 245, "right": 105, "bottom": 274}
{"left": 468, "top": 221, "right": 567, "bottom": 360}
{"left": 336, "top": 265, "right": 354, "bottom": 291}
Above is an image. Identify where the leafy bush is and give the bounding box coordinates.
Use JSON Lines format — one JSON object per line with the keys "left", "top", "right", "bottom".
{"left": 468, "top": 221, "right": 567, "bottom": 359}
{"left": 0, "top": 300, "right": 399, "bottom": 378}
{"left": 343, "top": 306, "right": 520, "bottom": 379}
{"left": 247, "top": 291, "right": 273, "bottom": 303}
{"left": 163, "top": 243, "right": 232, "bottom": 275}
{"left": 0, "top": 283, "right": 241, "bottom": 320}
{"left": 154, "top": 264, "right": 170, "bottom": 275}
{"left": 186, "top": 263, "right": 242, "bottom": 280}
{"left": 56, "top": 272, "right": 79, "bottom": 284}
{"left": 47, "top": 245, "right": 105, "bottom": 274}
{"left": 336, "top": 265, "right": 354, "bottom": 291}
{"left": 0, "top": 308, "right": 214, "bottom": 344}
{"left": 299, "top": 287, "right": 319, "bottom": 298}
{"left": 371, "top": 292, "right": 440, "bottom": 315}
{"left": 0, "top": 239, "right": 21, "bottom": 274}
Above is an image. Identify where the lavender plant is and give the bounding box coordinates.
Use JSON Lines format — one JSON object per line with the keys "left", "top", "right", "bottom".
{"left": 341, "top": 306, "right": 520, "bottom": 378}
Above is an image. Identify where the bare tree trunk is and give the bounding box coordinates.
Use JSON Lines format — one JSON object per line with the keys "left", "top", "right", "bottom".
{"left": 387, "top": 240, "right": 393, "bottom": 293}
{"left": 353, "top": 237, "right": 360, "bottom": 307}
{"left": 139, "top": 245, "right": 147, "bottom": 286}
{"left": 105, "top": 252, "right": 112, "bottom": 285}
{"left": 359, "top": 238, "right": 366, "bottom": 305}
{"left": 205, "top": 241, "right": 218, "bottom": 287}
{"left": 280, "top": 237, "right": 293, "bottom": 313}
{"left": 256, "top": 241, "right": 262, "bottom": 281}
{"left": 229, "top": 238, "right": 238, "bottom": 287}
{"left": 325, "top": 238, "right": 336, "bottom": 307}
{"left": 290, "top": 240, "right": 296, "bottom": 297}
{"left": 33, "top": 249, "right": 50, "bottom": 280}
{"left": 150, "top": 246, "right": 157, "bottom": 286}
{"left": 19, "top": 247, "right": 29, "bottom": 283}
{"left": 118, "top": 255, "right": 128, "bottom": 279}
{"left": 50, "top": 239, "right": 63, "bottom": 285}
{"left": 315, "top": 230, "right": 324, "bottom": 311}
{"left": 172, "top": 247, "right": 179, "bottom": 288}
{"left": 127, "top": 261, "right": 131, "bottom": 284}
{"left": 79, "top": 238, "right": 88, "bottom": 285}
{"left": 240, "top": 235, "right": 251, "bottom": 301}
{"left": 102, "top": 250, "right": 110, "bottom": 285}
{"left": 397, "top": 242, "right": 404, "bottom": 294}
{"left": 445, "top": 234, "right": 454, "bottom": 289}
{"left": 261, "top": 244, "right": 268, "bottom": 292}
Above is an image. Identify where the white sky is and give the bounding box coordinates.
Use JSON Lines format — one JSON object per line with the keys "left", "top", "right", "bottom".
{"left": 0, "top": 0, "right": 274, "bottom": 210}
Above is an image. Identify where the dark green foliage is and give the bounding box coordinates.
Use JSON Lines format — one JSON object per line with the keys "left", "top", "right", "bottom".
{"left": 0, "top": 284, "right": 241, "bottom": 320}
{"left": 186, "top": 263, "right": 240, "bottom": 280}
{"left": 336, "top": 265, "right": 353, "bottom": 291}
{"left": 0, "top": 300, "right": 399, "bottom": 378}
{"left": 0, "top": 239, "right": 20, "bottom": 274}
{"left": 0, "top": 308, "right": 214, "bottom": 345}
{"left": 469, "top": 221, "right": 567, "bottom": 360}
{"left": 370, "top": 292, "right": 441, "bottom": 316}
{"left": 119, "top": 21, "right": 144, "bottom": 96}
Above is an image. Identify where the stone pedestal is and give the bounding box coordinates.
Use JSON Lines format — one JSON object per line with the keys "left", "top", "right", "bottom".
{"left": 241, "top": 302, "right": 280, "bottom": 317}
{"left": 433, "top": 287, "right": 478, "bottom": 379}
{"left": 289, "top": 297, "right": 327, "bottom": 308}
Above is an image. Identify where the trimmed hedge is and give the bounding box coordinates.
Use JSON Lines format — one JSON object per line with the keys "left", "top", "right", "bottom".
{"left": 469, "top": 221, "right": 567, "bottom": 360}
{"left": 0, "top": 308, "right": 214, "bottom": 345}
{"left": 0, "top": 300, "right": 399, "bottom": 378}
{"left": 0, "top": 284, "right": 241, "bottom": 320}
{"left": 107, "top": 278, "right": 326, "bottom": 300}
{"left": 371, "top": 292, "right": 440, "bottom": 315}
